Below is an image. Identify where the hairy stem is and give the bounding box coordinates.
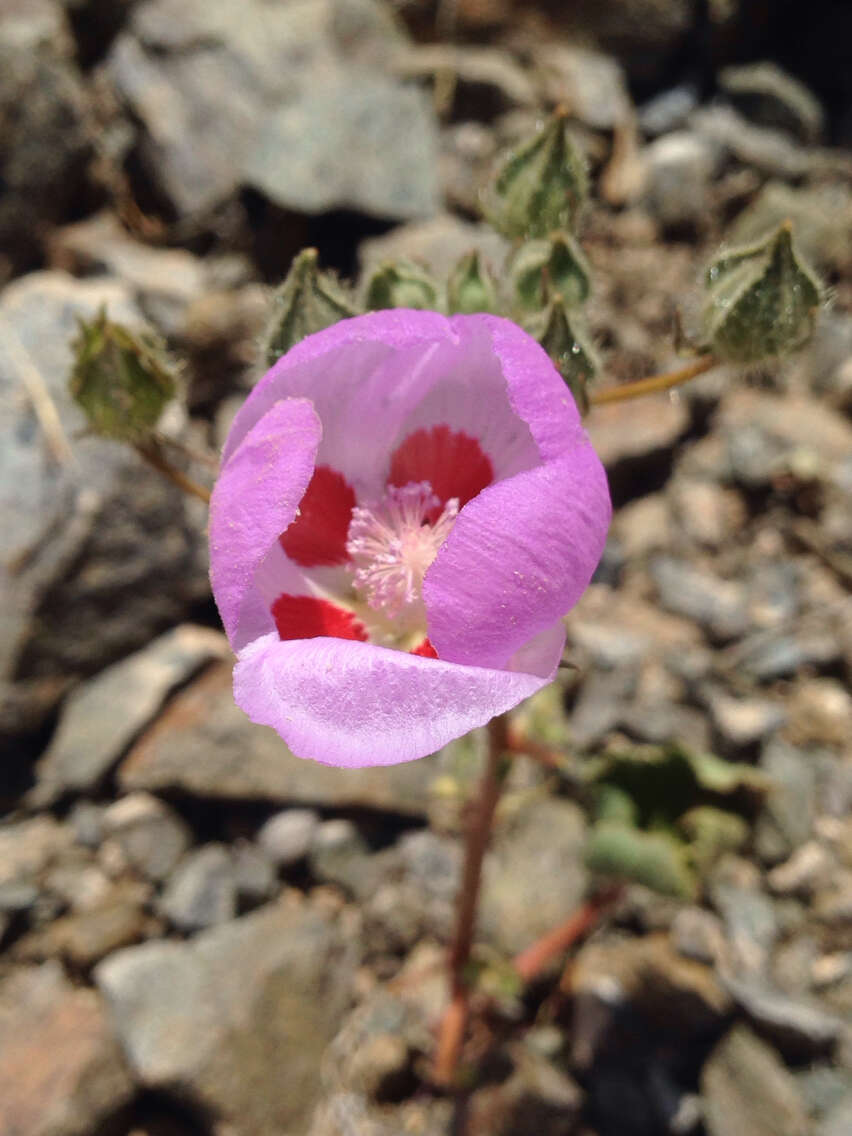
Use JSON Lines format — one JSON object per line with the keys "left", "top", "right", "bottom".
{"left": 433, "top": 713, "right": 510, "bottom": 1085}
{"left": 135, "top": 440, "right": 211, "bottom": 504}
{"left": 512, "top": 885, "right": 623, "bottom": 983}
{"left": 590, "top": 353, "right": 717, "bottom": 406}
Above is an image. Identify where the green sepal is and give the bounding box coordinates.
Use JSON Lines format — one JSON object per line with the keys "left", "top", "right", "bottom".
{"left": 702, "top": 221, "right": 822, "bottom": 363}
{"left": 264, "top": 248, "right": 359, "bottom": 367}
{"left": 364, "top": 258, "right": 441, "bottom": 312}
{"left": 69, "top": 308, "right": 178, "bottom": 443}
{"left": 446, "top": 250, "right": 498, "bottom": 314}
{"left": 483, "top": 109, "right": 589, "bottom": 240}
{"left": 524, "top": 294, "right": 598, "bottom": 411}
{"left": 511, "top": 231, "right": 591, "bottom": 312}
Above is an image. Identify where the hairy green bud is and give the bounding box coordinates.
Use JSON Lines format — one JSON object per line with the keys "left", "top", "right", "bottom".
{"left": 483, "top": 108, "right": 589, "bottom": 240}
{"left": 364, "top": 259, "right": 440, "bottom": 312}
{"left": 702, "top": 221, "right": 822, "bottom": 363}
{"left": 511, "top": 231, "right": 591, "bottom": 312}
{"left": 264, "top": 248, "right": 359, "bottom": 367}
{"left": 70, "top": 309, "right": 177, "bottom": 442}
{"left": 525, "top": 294, "right": 597, "bottom": 410}
{"left": 446, "top": 250, "right": 498, "bottom": 314}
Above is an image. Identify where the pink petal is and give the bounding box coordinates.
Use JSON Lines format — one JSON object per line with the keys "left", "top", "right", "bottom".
{"left": 209, "top": 397, "right": 321, "bottom": 649}
{"left": 423, "top": 447, "right": 611, "bottom": 669}
{"left": 233, "top": 633, "right": 551, "bottom": 767}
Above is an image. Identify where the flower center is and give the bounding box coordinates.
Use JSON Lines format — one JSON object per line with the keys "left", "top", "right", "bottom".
{"left": 346, "top": 482, "right": 458, "bottom": 627}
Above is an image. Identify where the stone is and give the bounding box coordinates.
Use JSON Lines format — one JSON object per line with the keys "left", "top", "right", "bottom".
{"left": 231, "top": 842, "right": 277, "bottom": 907}
{"left": 50, "top": 211, "right": 210, "bottom": 338}
{"left": 690, "top": 104, "right": 823, "bottom": 179}
{"left": 309, "top": 820, "right": 379, "bottom": 902}
{"left": 817, "top": 1093, "right": 852, "bottom": 1136}
{"left": 755, "top": 740, "right": 817, "bottom": 864}
{"left": 710, "top": 859, "right": 778, "bottom": 975}
{"left": 537, "top": 44, "right": 631, "bottom": 131}
{"left": 639, "top": 84, "right": 699, "bottom": 136}
{"left": 670, "top": 906, "right": 728, "bottom": 966}
{"left": 481, "top": 797, "right": 588, "bottom": 957}
{"left": 787, "top": 680, "right": 852, "bottom": 748}
{"left": 670, "top": 480, "right": 745, "bottom": 549}
{"left": 0, "top": 272, "right": 209, "bottom": 682}
{"left": 468, "top": 1047, "right": 583, "bottom": 1136}
{"left": 0, "top": 0, "right": 91, "bottom": 279}
{"left": 701, "top": 1025, "right": 810, "bottom": 1136}
{"left": 101, "top": 792, "right": 192, "bottom": 882}
{"left": 650, "top": 557, "right": 750, "bottom": 643}
{"left": 118, "top": 661, "right": 474, "bottom": 817}
{"left": 33, "top": 626, "right": 229, "bottom": 803}
{"left": 704, "top": 688, "right": 787, "bottom": 752}
{"left": 95, "top": 897, "right": 359, "bottom": 1135}
{"left": 727, "top": 182, "right": 852, "bottom": 275}
{"left": 257, "top": 808, "right": 320, "bottom": 868}
{"left": 107, "top": 0, "right": 437, "bottom": 221}
{"left": 14, "top": 890, "right": 149, "bottom": 968}
{"left": 396, "top": 43, "right": 536, "bottom": 118}
{"left": 722, "top": 975, "right": 845, "bottom": 1059}
{"left": 244, "top": 72, "right": 439, "bottom": 220}
{"left": 641, "top": 131, "right": 721, "bottom": 229}
{"left": 768, "top": 842, "right": 835, "bottom": 899}
{"left": 0, "top": 962, "right": 134, "bottom": 1136}
{"left": 719, "top": 62, "right": 824, "bottom": 144}
{"left": 568, "top": 666, "right": 638, "bottom": 749}
{"left": 586, "top": 396, "right": 690, "bottom": 486}
{"left": 159, "top": 844, "right": 237, "bottom": 932}
{"left": 0, "top": 815, "right": 73, "bottom": 889}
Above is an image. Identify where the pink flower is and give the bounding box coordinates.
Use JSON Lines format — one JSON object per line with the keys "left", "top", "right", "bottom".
{"left": 209, "top": 310, "right": 610, "bottom": 767}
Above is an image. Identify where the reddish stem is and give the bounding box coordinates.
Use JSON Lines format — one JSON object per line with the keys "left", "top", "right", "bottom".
{"left": 512, "top": 885, "right": 623, "bottom": 983}
{"left": 433, "top": 714, "right": 510, "bottom": 1086}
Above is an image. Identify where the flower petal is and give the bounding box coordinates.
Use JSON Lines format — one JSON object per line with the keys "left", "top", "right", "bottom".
{"left": 423, "top": 447, "right": 611, "bottom": 669}
{"left": 209, "top": 397, "right": 321, "bottom": 648}
{"left": 279, "top": 465, "right": 356, "bottom": 566}
{"left": 233, "top": 633, "right": 551, "bottom": 767}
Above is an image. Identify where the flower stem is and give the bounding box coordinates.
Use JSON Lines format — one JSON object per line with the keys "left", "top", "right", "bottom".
{"left": 135, "top": 440, "right": 211, "bottom": 504}
{"left": 589, "top": 353, "right": 717, "bottom": 406}
{"left": 512, "top": 885, "right": 623, "bottom": 983}
{"left": 433, "top": 713, "right": 510, "bottom": 1086}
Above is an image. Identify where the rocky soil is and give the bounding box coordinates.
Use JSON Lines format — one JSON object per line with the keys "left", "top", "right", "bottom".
{"left": 1, "top": 1, "right": 851, "bottom": 1134}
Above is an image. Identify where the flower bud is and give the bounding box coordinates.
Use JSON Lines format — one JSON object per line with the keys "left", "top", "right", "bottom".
{"left": 511, "top": 231, "right": 591, "bottom": 312}
{"left": 364, "top": 259, "right": 440, "bottom": 312}
{"left": 70, "top": 308, "right": 177, "bottom": 442}
{"left": 702, "top": 220, "right": 822, "bottom": 363}
{"left": 525, "top": 294, "right": 597, "bottom": 411}
{"left": 264, "top": 248, "right": 359, "bottom": 367}
{"left": 446, "top": 250, "right": 498, "bottom": 314}
{"left": 483, "top": 108, "right": 589, "bottom": 240}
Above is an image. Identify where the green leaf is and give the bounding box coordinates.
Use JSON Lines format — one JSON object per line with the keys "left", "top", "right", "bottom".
{"left": 483, "top": 109, "right": 589, "bottom": 240}
{"left": 585, "top": 821, "right": 698, "bottom": 901}
{"left": 523, "top": 294, "right": 597, "bottom": 410}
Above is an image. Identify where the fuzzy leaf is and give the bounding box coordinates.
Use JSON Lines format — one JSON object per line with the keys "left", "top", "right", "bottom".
{"left": 264, "top": 248, "right": 359, "bottom": 367}
{"left": 512, "top": 232, "right": 591, "bottom": 312}
{"left": 364, "top": 259, "right": 441, "bottom": 312}
{"left": 585, "top": 821, "right": 698, "bottom": 900}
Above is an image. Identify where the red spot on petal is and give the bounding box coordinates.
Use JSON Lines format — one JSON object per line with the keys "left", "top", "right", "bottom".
{"left": 411, "top": 637, "right": 438, "bottom": 658}
{"left": 280, "top": 465, "right": 356, "bottom": 567}
{"left": 389, "top": 426, "right": 493, "bottom": 511}
{"left": 272, "top": 594, "right": 368, "bottom": 643}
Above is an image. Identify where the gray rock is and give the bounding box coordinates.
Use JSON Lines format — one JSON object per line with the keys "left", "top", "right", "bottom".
{"left": 639, "top": 84, "right": 699, "bottom": 136}
{"left": 118, "top": 661, "right": 477, "bottom": 817}
{"left": 397, "top": 43, "right": 536, "bottom": 118}
{"left": 0, "top": 0, "right": 91, "bottom": 278}
{"left": 537, "top": 44, "right": 631, "bottom": 130}
{"left": 309, "top": 820, "right": 379, "bottom": 901}
{"left": 710, "top": 861, "right": 778, "bottom": 976}
{"left": 15, "top": 888, "right": 149, "bottom": 968}
{"left": 650, "top": 557, "right": 750, "bottom": 643}
{"left": 0, "top": 271, "right": 209, "bottom": 682}
{"left": 257, "top": 808, "right": 320, "bottom": 868}
{"left": 68, "top": 801, "right": 106, "bottom": 849}
{"left": 0, "top": 815, "right": 73, "bottom": 889}
{"left": 481, "top": 798, "right": 587, "bottom": 956}
{"left": 641, "top": 131, "right": 721, "bottom": 228}
{"left": 159, "top": 844, "right": 237, "bottom": 932}
{"left": 690, "top": 104, "right": 822, "bottom": 179}
{"left": 0, "top": 962, "right": 135, "bottom": 1136}
{"left": 108, "top": 0, "right": 437, "bottom": 221}
{"left": 671, "top": 906, "right": 728, "bottom": 966}
{"left": 755, "top": 740, "right": 817, "bottom": 864}
{"left": 95, "top": 898, "right": 359, "bottom": 1135}
{"left": 231, "top": 842, "right": 276, "bottom": 906}
{"left": 569, "top": 666, "right": 638, "bottom": 749}
{"left": 817, "top": 1093, "right": 852, "bottom": 1136}
{"left": 719, "top": 62, "right": 824, "bottom": 144}
{"left": 101, "top": 791, "right": 192, "bottom": 882}
{"left": 33, "top": 626, "right": 229, "bottom": 803}
{"left": 727, "top": 182, "right": 852, "bottom": 275}
{"left": 701, "top": 1025, "right": 810, "bottom": 1136}
{"left": 723, "top": 975, "right": 845, "bottom": 1059}
{"left": 704, "top": 688, "right": 787, "bottom": 752}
